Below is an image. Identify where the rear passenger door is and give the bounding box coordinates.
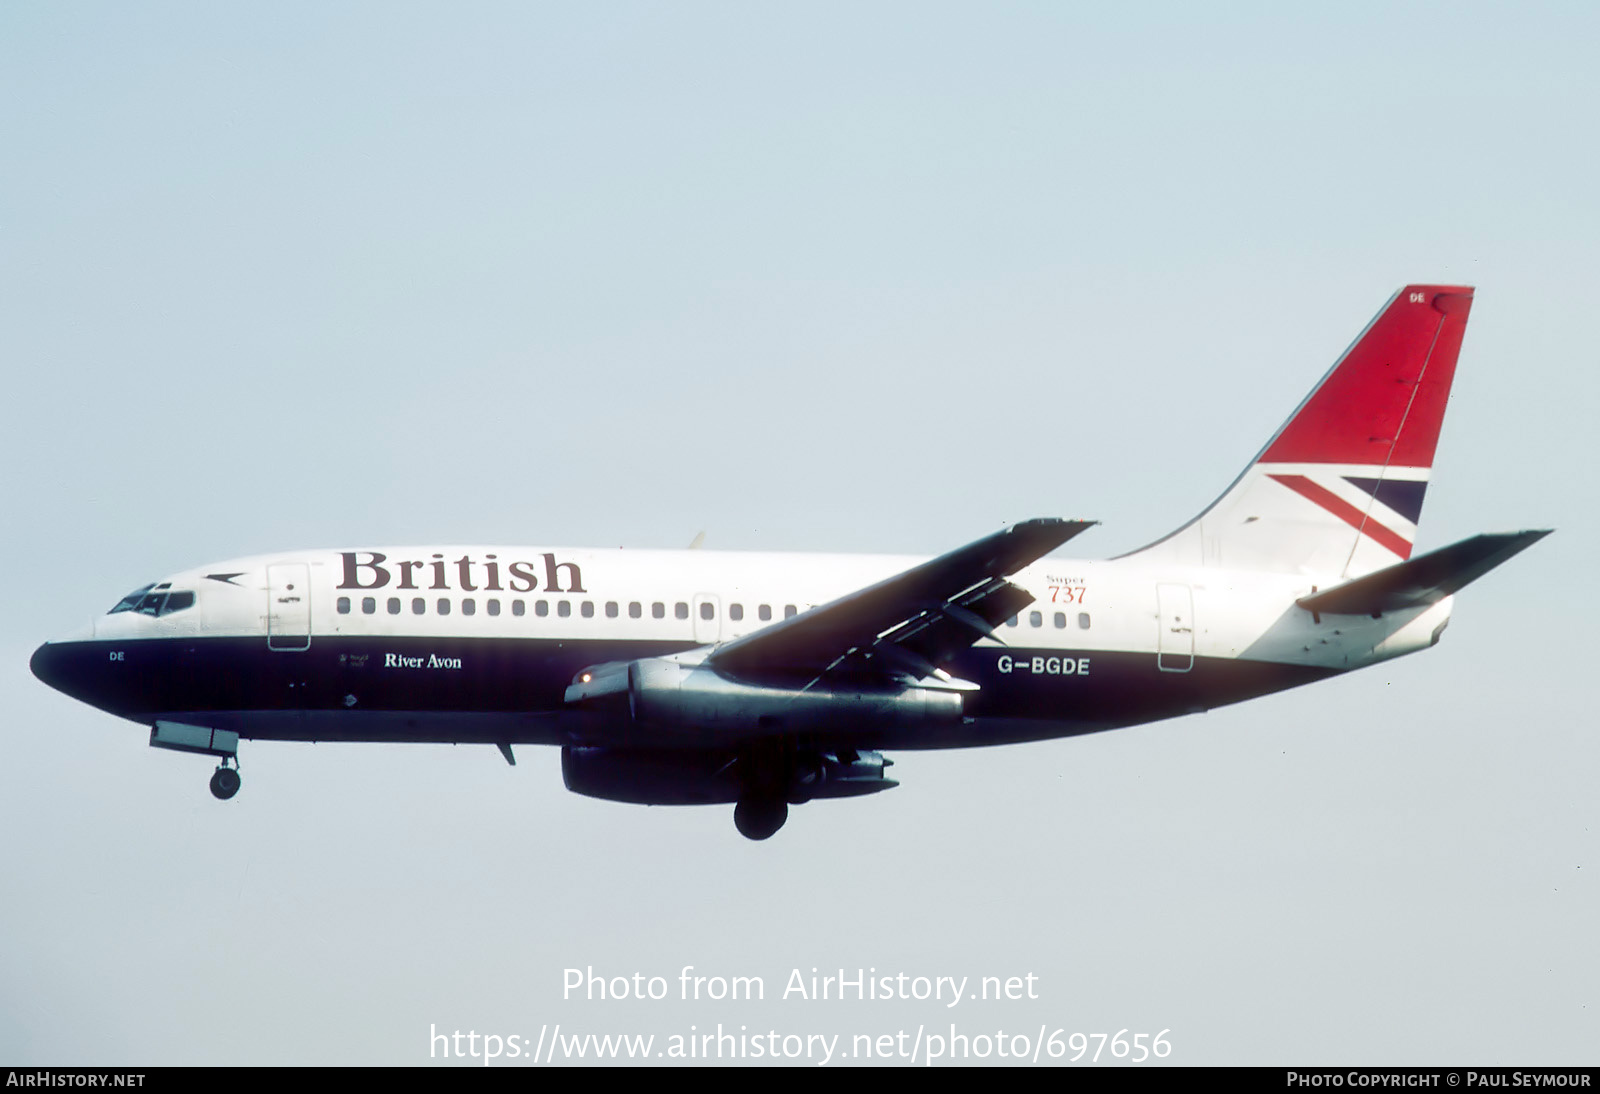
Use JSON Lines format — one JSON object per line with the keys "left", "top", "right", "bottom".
{"left": 1156, "top": 583, "right": 1193, "bottom": 672}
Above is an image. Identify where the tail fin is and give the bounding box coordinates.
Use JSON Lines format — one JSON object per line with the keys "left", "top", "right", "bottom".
{"left": 1125, "top": 285, "right": 1475, "bottom": 578}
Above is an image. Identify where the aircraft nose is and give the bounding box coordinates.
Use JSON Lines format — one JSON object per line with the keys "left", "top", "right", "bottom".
{"left": 30, "top": 621, "right": 100, "bottom": 701}
{"left": 30, "top": 641, "right": 69, "bottom": 695}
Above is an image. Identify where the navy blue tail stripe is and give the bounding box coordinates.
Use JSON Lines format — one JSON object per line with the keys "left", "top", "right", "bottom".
{"left": 1343, "top": 477, "right": 1428, "bottom": 524}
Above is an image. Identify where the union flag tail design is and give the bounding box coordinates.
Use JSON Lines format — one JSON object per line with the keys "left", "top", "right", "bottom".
{"left": 1127, "top": 285, "right": 1475, "bottom": 578}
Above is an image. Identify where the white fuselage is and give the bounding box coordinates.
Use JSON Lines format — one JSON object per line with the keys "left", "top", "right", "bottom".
{"left": 59, "top": 544, "right": 1449, "bottom": 750}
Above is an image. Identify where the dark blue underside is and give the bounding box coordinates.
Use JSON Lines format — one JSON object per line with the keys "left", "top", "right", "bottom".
{"left": 32, "top": 635, "right": 1337, "bottom": 750}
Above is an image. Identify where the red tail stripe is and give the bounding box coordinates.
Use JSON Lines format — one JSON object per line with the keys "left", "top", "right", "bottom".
{"left": 1260, "top": 286, "right": 1473, "bottom": 467}
{"left": 1267, "top": 474, "right": 1414, "bottom": 559}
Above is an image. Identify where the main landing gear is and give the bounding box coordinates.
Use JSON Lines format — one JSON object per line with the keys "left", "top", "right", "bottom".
{"left": 733, "top": 795, "right": 788, "bottom": 841}
{"left": 732, "top": 739, "right": 791, "bottom": 840}
{"left": 729, "top": 745, "right": 901, "bottom": 840}
{"left": 209, "top": 757, "right": 242, "bottom": 800}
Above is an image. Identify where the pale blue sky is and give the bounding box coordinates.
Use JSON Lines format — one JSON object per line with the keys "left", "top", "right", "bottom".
{"left": 2, "top": 2, "right": 1593, "bottom": 1065}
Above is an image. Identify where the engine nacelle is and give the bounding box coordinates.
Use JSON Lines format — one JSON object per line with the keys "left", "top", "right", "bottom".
{"left": 567, "top": 657, "right": 964, "bottom": 741}
{"left": 561, "top": 746, "right": 741, "bottom": 805}
{"left": 562, "top": 746, "right": 898, "bottom": 806}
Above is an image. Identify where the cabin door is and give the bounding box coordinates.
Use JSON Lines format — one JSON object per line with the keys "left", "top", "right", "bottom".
{"left": 267, "top": 563, "right": 312, "bottom": 651}
{"left": 1156, "top": 583, "right": 1194, "bottom": 672}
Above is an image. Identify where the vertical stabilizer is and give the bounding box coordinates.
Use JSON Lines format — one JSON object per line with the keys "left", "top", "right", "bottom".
{"left": 1124, "top": 285, "right": 1475, "bottom": 578}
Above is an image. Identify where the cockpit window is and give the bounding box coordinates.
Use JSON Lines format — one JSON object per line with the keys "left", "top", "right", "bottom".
{"left": 109, "top": 585, "right": 156, "bottom": 613}
{"left": 109, "top": 584, "right": 196, "bottom": 617}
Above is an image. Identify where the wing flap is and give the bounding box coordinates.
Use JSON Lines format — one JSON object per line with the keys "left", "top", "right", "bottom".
{"left": 709, "top": 518, "right": 1094, "bottom": 681}
{"left": 868, "top": 577, "right": 1033, "bottom": 668}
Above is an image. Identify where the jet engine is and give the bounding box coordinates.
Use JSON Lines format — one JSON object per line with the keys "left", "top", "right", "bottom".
{"left": 565, "top": 656, "right": 964, "bottom": 741}
{"left": 561, "top": 745, "right": 898, "bottom": 806}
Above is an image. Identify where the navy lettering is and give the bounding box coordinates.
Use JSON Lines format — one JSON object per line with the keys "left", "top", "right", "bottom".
{"left": 339, "top": 552, "right": 389, "bottom": 590}
{"left": 342, "top": 551, "right": 583, "bottom": 594}
{"left": 508, "top": 561, "right": 539, "bottom": 593}
{"left": 544, "top": 553, "right": 584, "bottom": 593}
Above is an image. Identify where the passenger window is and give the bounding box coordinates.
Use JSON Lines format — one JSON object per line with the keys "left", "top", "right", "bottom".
{"left": 362, "top": 597, "right": 376, "bottom": 615}
{"left": 629, "top": 602, "right": 641, "bottom": 619}
{"left": 652, "top": 602, "right": 665, "bottom": 619}
{"left": 412, "top": 598, "right": 425, "bottom": 615}
{"left": 487, "top": 599, "right": 500, "bottom": 617}
{"left": 558, "top": 601, "right": 571, "bottom": 618}
{"left": 675, "top": 602, "right": 689, "bottom": 620}
{"left": 462, "top": 598, "right": 476, "bottom": 616}
{"left": 605, "top": 601, "right": 618, "bottom": 618}
{"left": 759, "top": 604, "right": 772, "bottom": 621}
{"left": 437, "top": 598, "right": 451, "bottom": 616}
{"left": 1053, "top": 612, "right": 1066, "bottom": 629}
{"left": 729, "top": 603, "right": 743, "bottom": 621}
{"left": 388, "top": 598, "right": 401, "bottom": 615}
{"left": 337, "top": 597, "right": 351, "bottom": 615}
{"left": 581, "top": 601, "right": 594, "bottom": 618}
{"left": 536, "top": 600, "right": 549, "bottom": 617}
{"left": 1078, "top": 612, "right": 1091, "bottom": 629}
{"left": 1029, "top": 610, "right": 1042, "bottom": 627}
{"left": 1006, "top": 615, "right": 1019, "bottom": 627}
{"left": 699, "top": 602, "right": 714, "bottom": 621}
{"left": 512, "top": 600, "right": 525, "bottom": 617}
{"left": 784, "top": 605, "right": 797, "bottom": 618}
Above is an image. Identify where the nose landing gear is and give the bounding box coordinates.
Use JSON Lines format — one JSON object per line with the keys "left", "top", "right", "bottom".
{"left": 149, "top": 721, "right": 243, "bottom": 802}
{"left": 209, "top": 759, "right": 242, "bottom": 801}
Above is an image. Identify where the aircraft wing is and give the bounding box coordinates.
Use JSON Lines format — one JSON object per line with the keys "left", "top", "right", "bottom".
{"left": 707, "top": 517, "right": 1094, "bottom": 685}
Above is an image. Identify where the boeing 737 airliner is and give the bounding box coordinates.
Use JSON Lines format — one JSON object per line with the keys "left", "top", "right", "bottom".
{"left": 31, "top": 285, "right": 1549, "bottom": 838}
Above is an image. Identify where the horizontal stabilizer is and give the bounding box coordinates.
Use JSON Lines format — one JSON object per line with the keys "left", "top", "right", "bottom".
{"left": 1297, "top": 530, "right": 1552, "bottom": 616}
